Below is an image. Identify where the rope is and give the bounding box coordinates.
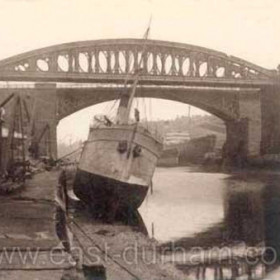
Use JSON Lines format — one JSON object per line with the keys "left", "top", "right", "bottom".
{"left": 149, "top": 97, "right": 152, "bottom": 122}
{"left": 103, "top": 38, "right": 136, "bottom": 119}
{"left": 57, "top": 146, "right": 83, "bottom": 162}
{"left": 56, "top": 175, "right": 141, "bottom": 278}
{"left": 142, "top": 95, "right": 149, "bottom": 130}
{"left": 95, "top": 19, "right": 153, "bottom": 123}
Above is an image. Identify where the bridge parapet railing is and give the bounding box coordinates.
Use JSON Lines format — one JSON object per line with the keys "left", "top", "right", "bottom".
{"left": 0, "top": 39, "right": 275, "bottom": 84}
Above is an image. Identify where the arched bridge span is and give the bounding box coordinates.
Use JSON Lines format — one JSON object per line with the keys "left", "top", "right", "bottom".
{"left": 57, "top": 86, "right": 247, "bottom": 122}
{"left": 0, "top": 39, "right": 276, "bottom": 86}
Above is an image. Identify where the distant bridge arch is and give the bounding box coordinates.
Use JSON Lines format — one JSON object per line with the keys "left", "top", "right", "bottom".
{"left": 57, "top": 86, "right": 244, "bottom": 123}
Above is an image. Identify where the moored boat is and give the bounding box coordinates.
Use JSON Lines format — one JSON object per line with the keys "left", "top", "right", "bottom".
{"left": 74, "top": 30, "right": 163, "bottom": 214}
{"left": 74, "top": 123, "right": 162, "bottom": 212}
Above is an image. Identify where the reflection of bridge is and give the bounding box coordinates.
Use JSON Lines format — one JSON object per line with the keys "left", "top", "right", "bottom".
{"left": 0, "top": 39, "right": 279, "bottom": 162}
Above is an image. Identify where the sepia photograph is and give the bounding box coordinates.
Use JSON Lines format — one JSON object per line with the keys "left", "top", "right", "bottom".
{"left": 0, "top": 0, "right": 280, "bottom": 279}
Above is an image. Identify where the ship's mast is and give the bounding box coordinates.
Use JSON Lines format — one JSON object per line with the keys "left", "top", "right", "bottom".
{"left": 188, "top": 105, "right": 191, "bottom": 137}
{"left": 116, "top": 25, "right": 151, "bottom": 124}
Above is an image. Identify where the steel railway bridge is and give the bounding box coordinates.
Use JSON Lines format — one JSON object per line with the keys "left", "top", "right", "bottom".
{"left": 0, "top": 39, "right": 279, "bottom": 164}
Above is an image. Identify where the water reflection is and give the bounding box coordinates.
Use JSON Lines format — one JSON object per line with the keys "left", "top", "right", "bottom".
{"left": 139, "top": 168, "right": 280, "bottom": 279}
{"left": 225, "top": 174, "right": 280, "bottom": 265}
{"left": 113, "top": 209, "right": 148, "bottom": 235}
{"left": 178, "top": 261, "right": 266, "bottom": 280}
{"left": 63, "top": 166, "right": 280, "bottom": 279}
{"left": 224, "top": 176, "right": 264, "bottom": 245}
{"left": 67, "top": 198, "right": 148, "bottom": 236}
{"left": 139, "top": 168, "right": 226, "bottom": 242}
{"left": 262, "top": 181, "right": 280, "bottom": 264}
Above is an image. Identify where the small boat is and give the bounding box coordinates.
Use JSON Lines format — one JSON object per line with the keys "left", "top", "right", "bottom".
{"left": 73, "top": 33, "right": 163, "bottom": 214}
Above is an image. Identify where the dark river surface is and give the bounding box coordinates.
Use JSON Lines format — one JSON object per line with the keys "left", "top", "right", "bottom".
{"left": 136, "top": 166, "right": 280, "bottom": 279}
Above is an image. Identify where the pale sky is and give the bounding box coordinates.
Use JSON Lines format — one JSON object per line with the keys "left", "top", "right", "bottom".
{"left": 0, "top": 0, "right": 279, "bottom": 142}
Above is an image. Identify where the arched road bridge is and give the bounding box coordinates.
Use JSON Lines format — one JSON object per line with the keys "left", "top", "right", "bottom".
{"left": 0, "top": 39, "right": 279, "bottom": 163}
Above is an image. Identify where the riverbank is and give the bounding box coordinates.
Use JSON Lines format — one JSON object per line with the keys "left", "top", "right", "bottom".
{"left": 0, "top": 169, "right": 186, "bottom": 280}
{"left": 0, "top": 170, "right": 72, "bottom": 280}
{"left": 2, "top": 165, "right": 280, "bottom": 279}
{"left": 174, "top": 159, "right": 280, "bottom": 175}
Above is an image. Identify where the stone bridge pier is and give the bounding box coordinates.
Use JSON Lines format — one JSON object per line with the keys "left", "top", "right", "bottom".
{"left": 224, "top": 90, "right": 262, "bottom": 165}
{"left": 260, "top": 85, "right": 280, "bottom": 155}
{"left": 224, "top": 84, "right": 280, "bottom": 165}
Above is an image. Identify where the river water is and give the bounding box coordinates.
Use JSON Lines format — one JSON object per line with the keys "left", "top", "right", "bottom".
{"left": 137, "top": 166, "right": 280, "bottom": 279}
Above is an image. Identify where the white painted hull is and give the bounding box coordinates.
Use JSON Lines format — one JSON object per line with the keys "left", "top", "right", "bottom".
{"left": 74, "top": 124, "right": 162, "bottom": 210}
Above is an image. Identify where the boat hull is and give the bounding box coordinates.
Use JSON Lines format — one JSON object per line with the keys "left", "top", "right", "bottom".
{"left": 73, "top": 124, "right": 162, "bottom": 213}
{"left": 74, "top": 168, "right": 148, "bottom": 213}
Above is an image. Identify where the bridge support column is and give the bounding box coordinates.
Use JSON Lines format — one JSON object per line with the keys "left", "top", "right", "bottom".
{"left": 224, "top": 118, "right": 248, "bottom": 166}
{"left": 224, "top": 90, "right": 262, "bottom": 165}
{"left": 29, "top": 83, "right": 58, "bottom": 160}
{"left": 239, "top": 90, "right": 262, "bottom": 156}
{"left": 260, "top": 85, "right": 280, "bottom": 155}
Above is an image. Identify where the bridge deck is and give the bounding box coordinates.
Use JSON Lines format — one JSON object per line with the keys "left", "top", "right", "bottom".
{"left": 0, "top": 71, "right": 275, "bottom": 87}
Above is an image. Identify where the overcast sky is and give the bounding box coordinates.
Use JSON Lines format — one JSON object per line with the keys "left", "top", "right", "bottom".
{"left": 0, "top": 0, "right": 279, "bottom": 142}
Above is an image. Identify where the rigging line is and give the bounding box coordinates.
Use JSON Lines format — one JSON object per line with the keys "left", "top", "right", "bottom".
{"left": 121, "top": 25, "right": 152, "bottom": 123}
{"left": 106, "top": 34, "right": 139, "bottom": 117}
{"left": 135, "top": 94, "right": 139, "bottom": 111}
{"left": 124, "top": 20, "right": 153, "bottom": 110}
{"left": 149, "top": 97, "right": 152, "bottom": 122}
{"left": 141, "top": 93, "right": 148, "bottom": 130}
{"left": 57, "top": 146, "right": 83, "bottom": 162}
{"left": 162, "top": 90, "right": 221, "bottom": 111}
{"left": 101, "top": 94, "right": 117, "bottom": 116}
{"left": 69, "top": 219, "right": 142, "bottom": 280}
{"left": 118, "top": 21, "right": 152, "bottom": 174}
{"left": 139, "top": 95, "right": 144, "bottom": 124}
{"left": 145, "top": 98, "right": 149, "bottom": 130}
{"left": 143, "top": 95, "right": 148, "bottom": 121}
{"left": 106, "top": 99, "right": 119, "bottom": 118}
{"left": 104, "top": 57, "right": 134, "bottom": 117}
{"left": 141, "top": 17, "right": 152, "bottom": 127}
{"left": 105, "top": 18, "right": 153, "bottom": 120}
{"left": 103, "top": 87, "right": 125, "bottom": 116}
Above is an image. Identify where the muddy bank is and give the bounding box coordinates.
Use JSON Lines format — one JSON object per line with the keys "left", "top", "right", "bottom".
{"left": 0, "top": 169, "right": 187, "bottom": 279}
